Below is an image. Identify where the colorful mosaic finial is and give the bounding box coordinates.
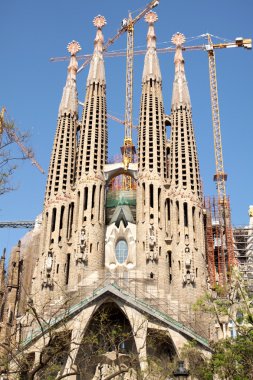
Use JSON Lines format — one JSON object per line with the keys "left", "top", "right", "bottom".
{"left": 171, "top": 32, "right": 186, "bottom": 46}
{"left": 67, "top": 40, "right": 81, "bottom": 56}
{"left": 93, "top": 15, "right": 107, "bottom": 29}
{"left": 144, "top": 11, "right": 158, "bottom": 24}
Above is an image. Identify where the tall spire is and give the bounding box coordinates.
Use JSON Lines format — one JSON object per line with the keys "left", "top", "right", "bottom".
{"left": 138, "top": 11, "right": 166, "bottom": 177}
{"left": 59, "top": 41, "right": 81, "bottom": 116}
{"left": 171, "top": 33, "right": 191, "bottom": 108}
{"left": 45, "top": 40, "right": 80, "bottom": 200}
{"left": 142, "top": 12, "right": 161, "bottom": 82}
{"left": 76, "top": 15, "right": 107, "bottom": 178}
{"left": 136, "top": 11, "right": 168, "bottom": 295}
{"left": 72, "top": 15, "right": 108, "bottom": 278}
{"left": 167, "top": 33, "right": 206, "bottom": 305}
{"left": 87, "top": 15, "right": 106, "bottom": 85}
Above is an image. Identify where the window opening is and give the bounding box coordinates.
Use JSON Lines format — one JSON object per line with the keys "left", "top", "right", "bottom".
{"left": 115, "top": 240, "right": 128, "bottom": 264}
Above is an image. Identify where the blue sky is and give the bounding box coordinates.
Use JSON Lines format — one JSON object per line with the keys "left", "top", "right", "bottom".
{"left": 0, "top": 0, "right": 252, "bottom": 256}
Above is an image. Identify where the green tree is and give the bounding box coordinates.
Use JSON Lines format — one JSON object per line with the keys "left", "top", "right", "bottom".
{"left": 182, "top": 270, "right": 253, "bottom": 380}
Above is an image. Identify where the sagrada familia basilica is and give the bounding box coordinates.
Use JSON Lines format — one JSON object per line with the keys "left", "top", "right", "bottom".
{"left": 0, "top": 4, "right": 252, "bottom": 379}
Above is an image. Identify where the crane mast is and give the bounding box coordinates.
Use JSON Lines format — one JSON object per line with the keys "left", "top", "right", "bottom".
{"left": 124, "top": 16, "right": 134, "bottom": 151}
{"left": 205, "top": 34, "right": 251, "bottom": 284}
{"left": 120, "top": 2, "right": 160, "bottom": 191}
{"left": 207, "top": 34, "right": 227, "bottom": 202}
{"left": 76, "top": 0, "right": 160, "bottom": 74}
{"left": 121, "top": 15, "right": 136, "bottom": 190}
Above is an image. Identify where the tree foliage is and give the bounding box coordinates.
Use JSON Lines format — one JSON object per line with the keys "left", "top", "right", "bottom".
{"left": 0, "top": 295, "right": 177, "bottom": 380}
{"left": 182, "top": 270, "right": 253, "bottom": 380}
{"left": 0, "top": 116, "right": 31, "bottom": 195}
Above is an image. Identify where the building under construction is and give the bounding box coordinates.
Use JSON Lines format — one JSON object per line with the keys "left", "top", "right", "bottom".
{"left": 233, "top": 207, "right": 253, "bottom": 294}
{"left": 0, "top": 1, "right": 252, "bottom": 378}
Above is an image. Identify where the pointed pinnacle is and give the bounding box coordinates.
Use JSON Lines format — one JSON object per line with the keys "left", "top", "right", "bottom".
{"left": 144, "top": 11, "right": 158, "bottom": 24}
{"left": 93, "top": 15, "right": 107, "bottom": 29}
{"left": 67, "top": 40, "right": 81, "bottom": 56}
{"left": 171, "top": 32, "right": 186, "bottom": 46}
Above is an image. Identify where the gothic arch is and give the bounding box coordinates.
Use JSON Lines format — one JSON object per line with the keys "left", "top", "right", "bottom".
{"left": 74, "top": 301, "right": 139, "bottom": 379}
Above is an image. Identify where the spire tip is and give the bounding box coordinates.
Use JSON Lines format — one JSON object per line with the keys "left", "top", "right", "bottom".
{"left": 67, "top": 40, "right": 81, "bottom": 56}
{"left": 145, "top": 11, "right": 158, "bottom": 24}
{"left": 171, "top": 32, "right": 186, "bottom": 46}
{"left": 93, "top": 15, "right": 107, "bottom": 29}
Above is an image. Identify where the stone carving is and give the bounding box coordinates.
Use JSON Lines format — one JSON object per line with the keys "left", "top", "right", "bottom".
{"left": 80, "top": 228, "right": 86, "bottom": 251}
{"left": 42, "top": 275, "right": 53, "bottom": 288}
{"left": 146, "top": 225, "right": 158, "bottom": 262}
{"left": 149, "top": 225, "right": 156, "bottom": 248}
{"left": 76, "top": 228, "right": 88, "bottom": 263}
{"left": 46, "top": 252, "right": 53, "bottom": 271}
{"left": 183, "top": 270, "right": 195, "bottom": 285}
{"left": 92, "top": 363, "right": 137, "bottom": 379}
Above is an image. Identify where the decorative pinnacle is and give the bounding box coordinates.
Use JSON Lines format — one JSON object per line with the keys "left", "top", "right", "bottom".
{"left": 171, "top": 32, "right": 186, "bottom": 46}
{"left": 144, "top": 11, "right": 158, "bottom": 24}
{"left": 67, "top": 40, "right": 81, "bottom": 56}
{"left": 93, "top": 15, "right": 107, "bottom": 29}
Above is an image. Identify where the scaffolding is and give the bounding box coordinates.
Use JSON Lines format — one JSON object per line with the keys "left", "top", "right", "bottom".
{"left": 233, "top": 225, "right": 253, "bottom": 295}
{"left": 204, "top": 196, "right": 236, "bottom": 288}
{"left": 107, "top": 154, "right": 137, "bottom": 192}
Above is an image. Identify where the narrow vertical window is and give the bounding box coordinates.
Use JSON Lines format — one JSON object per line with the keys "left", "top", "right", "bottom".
{"left": 158, "top": 188, "right": 161, "bottom": 213}
{"left": 150, "top": 184, "right": 154, "bottom": 208}
{"left": 176, "top": 201, "right": 180, "bottom": 225}
{"left": 51, "top": 208, "right": 57, "bottom": 232}
{"left": 59, "top": 206, "right": 65, "bottom": 230}
{"left": 192, "top": 206, "right": 196, "bottom": 231}
{"left": 184, "top": 202, "right": 188, "bottom": 227}
{"left": 83, "top": 187, "right": 88, "bottom": 211}
{"left": 92, "top": 185, "right": 96, "bottom": 209}
{"left": 168, "top": 251, "right": 172, "bottom": 268}
{"left": 98, "top": 185, "right": 102, "bottom": 222}
{"left": 69, "top": 203, "right": 74, "bottom": 238}
{"left": 167, "top": 198, "right": 171, "bottom": 221}
{"left": 67, "top": 203, "right": 74, "bottom": 239}
{"left": 65, "top": 254, "right": 70, "bottom": 285}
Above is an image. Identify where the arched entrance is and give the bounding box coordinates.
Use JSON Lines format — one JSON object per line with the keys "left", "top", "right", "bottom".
{"left": 75, "top": 302, "right": 139, "bottom": 379}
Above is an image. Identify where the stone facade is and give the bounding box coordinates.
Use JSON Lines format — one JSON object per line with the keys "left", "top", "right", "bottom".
{"left": 0, "top": 13, "right": 211, "bottom": 379}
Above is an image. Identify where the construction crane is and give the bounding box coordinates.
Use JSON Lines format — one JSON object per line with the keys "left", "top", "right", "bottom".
{"left": 203, "top": 34, "right": 252, "bottom": 282}
{"left": 107, "top": 113, "right": 138, "bottom": 130}
{"left": 75, "top": 0, "right": 160, "bottom": 74}
{"left": 121, "top": 11, "right": 135, "bottom": 190}
{"left": 203, "top": 35, "right": 251, "bottom": 202}
{"left": 66, "top": 1, "right": 159, "bottom": 190}
{"left": 86, "top": 1, "right": 159, "bottom": 190}
{"left": 105, "top": 32, "right": 251, "bottom": 282}
{"left": 0, "top": 107, "right": 45, "bottom": 174}
{"left": 0, "top": 221, "right": 35, "bottom": 229}
{"left": 52, "top": 27, "right": 251, "bottom": 193}
{"left": 77, "top": 102, "right": 138, "bottom": 130}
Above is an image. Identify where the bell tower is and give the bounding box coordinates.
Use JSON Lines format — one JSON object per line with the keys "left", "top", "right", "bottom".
{"left": 71, "top": 15, "right": 108, "bottom": 286}
{"left": 166, "top": 33, "right": 206, "bottom": 304}
{"left": 136, "top": 12, "right": 168, "bottom": 294}
{"left": 33, "top": 41, "right": 80, "bottom": 296}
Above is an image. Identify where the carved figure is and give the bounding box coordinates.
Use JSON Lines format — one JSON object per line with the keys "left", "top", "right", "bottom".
{"left": 46, "top": 252, "right": 53, "bottom": 271}
{"left": 149, "top": 225, "right": 156, "bottom": 248}
{"left": 80, "top": 228, "right": 86, "bottom": 252}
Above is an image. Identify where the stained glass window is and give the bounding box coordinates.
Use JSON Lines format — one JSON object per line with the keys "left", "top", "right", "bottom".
{"left": 115, "top": 240, "right": 128, "bottom": 264}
